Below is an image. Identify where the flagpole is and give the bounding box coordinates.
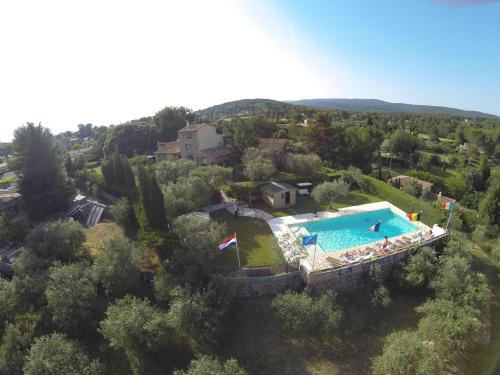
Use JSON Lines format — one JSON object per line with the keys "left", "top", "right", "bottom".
{"left": 312, "top": 241, "right": 317, "bottom": 271}
{"left": 234, "top": 232, "right": 241, "bottom": 268}
{"left": 444, "top": 201, "right": 455, "bottom": 232}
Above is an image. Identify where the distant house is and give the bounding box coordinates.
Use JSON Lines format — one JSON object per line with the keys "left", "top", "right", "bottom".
{"left": 260, "top": 182, "right": 297, "bottom": 209}
{"left": 258, "top": 138, "right": 288, "bottom": 165}
{"left": 155, "top": 123, "right": 232, "bottom": 165}
{"left": 457, "top": 143, "right": 469, "bottom": 152}
{"left": 68, "top": 146, "right": 92, "bottom": 158}
{"left": 387, "top": 175, "right": 433, "bottom": 195}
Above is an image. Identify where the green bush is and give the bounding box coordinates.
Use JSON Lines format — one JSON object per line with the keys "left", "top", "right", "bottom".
{"left": 271, "top": 291, "right": 341, "bottom": 335}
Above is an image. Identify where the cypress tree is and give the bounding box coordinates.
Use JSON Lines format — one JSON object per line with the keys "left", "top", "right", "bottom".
{"left": 137, "top": 166, "right": 167, "bottom": 230}
{"left": 14, "top": 123, "right": 73, "bottom": 220}
{"left": 64, "top": 154, "right": 74, "bottom": 177}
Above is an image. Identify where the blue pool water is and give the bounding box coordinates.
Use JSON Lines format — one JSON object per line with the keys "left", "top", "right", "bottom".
{"left": 290, "top": 208, "right": 418, "bottom": 253}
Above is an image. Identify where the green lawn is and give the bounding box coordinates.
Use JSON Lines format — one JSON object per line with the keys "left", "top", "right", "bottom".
{"left": 252, "top": 189, "right": 383, "bottom": 217}
{"left": 210, "top": 210, "right": 286, "bottom": 271}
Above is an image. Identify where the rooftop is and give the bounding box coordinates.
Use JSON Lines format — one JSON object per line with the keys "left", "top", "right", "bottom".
{"left": 199, "top": 145, "right": 232, "bottom": 158}
{"left": 156, "top": 141, "right": 180, "bottom": 154}
{"left": 178, "top": 123, "right": 209, "bottom": 133}
{"left": 258, "top": 138, "right": 288, "bottom": 151}
{"left": 387, "top": 175, "right": 433, "bottom": 189}
{"left": 261, "top": 181, "right": 297, "bottom": 194}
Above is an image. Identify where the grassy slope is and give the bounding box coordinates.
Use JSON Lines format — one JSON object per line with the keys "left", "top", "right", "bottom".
{"left": 210, "top": 210, "right": 285, "bottom": 270}
{"left": 84, "top": 221, "right": 124, "bottom": 256}
{"left": 218, "top": 289, "right": 429, "bottom": 375}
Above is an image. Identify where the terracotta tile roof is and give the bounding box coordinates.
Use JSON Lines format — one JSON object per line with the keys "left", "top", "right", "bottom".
{"left": 199, "top": 145, "right": 232, "bottom": 158}
{"left": 258, "top": 138, "right": 288, "bottom": 151}
{"left": 387, "top": 175, "right": 433, "bottom": 189}
{"left": 156, "top": 141, "right": 180, "bottom": 154}
{"left": 178, "top": 123, "right": 208, "bottom": 132}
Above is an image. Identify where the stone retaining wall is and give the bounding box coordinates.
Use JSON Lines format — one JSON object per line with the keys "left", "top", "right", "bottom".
{"left": 227, "top": 271, "right": 303, "bottom": 297}
{"left": 307, "top": 251, "right": 408, "bottom": 291}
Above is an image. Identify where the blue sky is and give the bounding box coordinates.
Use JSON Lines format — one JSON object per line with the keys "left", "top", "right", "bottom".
{"left": 0, "top": 0, "right": 498, "bottom": 140}
{"left": 262, "top": 0, "right": 500, "bottom": 113}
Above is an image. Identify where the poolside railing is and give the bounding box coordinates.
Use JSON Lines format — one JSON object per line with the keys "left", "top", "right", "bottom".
{"left": 307, "top": 231, "right": 448, "bottom": 276}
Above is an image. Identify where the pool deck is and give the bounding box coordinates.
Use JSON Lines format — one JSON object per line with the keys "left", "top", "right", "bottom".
{"left": 266, "top": 201, "right": 440, "bottom": 273}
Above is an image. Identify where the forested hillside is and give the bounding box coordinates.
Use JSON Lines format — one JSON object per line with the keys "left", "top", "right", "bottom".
{"left": 287, "top": 98, "right": 498, "bottom": 118}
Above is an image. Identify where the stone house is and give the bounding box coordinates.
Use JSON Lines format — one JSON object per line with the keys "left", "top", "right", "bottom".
{"left": 155, "top": 123, "right": 231, "bottom": 165}
{"left": 387, "top": 175, "right": 433, "bottom": 195}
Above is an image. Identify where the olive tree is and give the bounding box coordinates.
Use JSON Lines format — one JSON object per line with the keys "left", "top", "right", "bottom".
{"left": 272, "top": 291, "right": 341, "bottom": 335}
{"left": 311, "top": 179, "right": 349, "bottom": 209}
{"left": 372, "top": 330, "right": 442, "bottom": 375}
{"left": 174, "top": 355, "right": 247, "bottom": 375}
{"left": 242, "top": 147, "right": 276, "bottom": 181}
{"left": 284, "top": 153, "right": 322, "bottom": 178}
{"left": 45, "top": 262, "right": 98, "bottom": 337}
{"left": 92, "top": 235, "right": 140, "bottom": 296}
{"left": 403, "top": 247, "right": 438, "bottom": 287}
{"left": 23, "top": 333, "right": 103, "bottom": 375}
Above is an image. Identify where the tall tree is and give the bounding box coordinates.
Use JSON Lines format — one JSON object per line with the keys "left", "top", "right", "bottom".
{"left": 342, "top": 127, "right": 383, "bottom": 172}
{"left": 13, "top": 123, "right": 72, "bottom": 220}
{"left": 305, "top": 112, "right": 338, "bottom": 161}
{"left": 153, "top": 106, "right": 195, "bottom": 141}
{"left": 137, "top": 166, "right": 167, "bottom": 230}
{"left": 389, "top": 128, "right": 419, "bottom": 159}
{"left": 101, "top": 153, "right": 137, "bottom": 198}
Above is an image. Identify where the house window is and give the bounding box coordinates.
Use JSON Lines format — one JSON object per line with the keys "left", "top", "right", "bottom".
{"left": 186, "top": 132, "right": 193, "bottom": 140}
{"left": 281, "top": 194, "right": 285, "bottom": 199}
{"left": 185, "top": 144, "right": 191, "bottom": 153}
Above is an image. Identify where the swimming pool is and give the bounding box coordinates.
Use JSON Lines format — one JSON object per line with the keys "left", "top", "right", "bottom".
{"left": 289, "top": 208, "right": 418, "bottom": 253}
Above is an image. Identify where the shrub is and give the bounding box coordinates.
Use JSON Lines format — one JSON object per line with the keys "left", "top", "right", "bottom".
{"left": 272, "top": 291, "right": 341, "bottom": 335}
{"left": 372, "top": 330, "right": 442, "bottom": 375}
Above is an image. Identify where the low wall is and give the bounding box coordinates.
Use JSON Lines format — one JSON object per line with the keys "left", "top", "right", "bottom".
{"left": 307, "top": 251, "right": 409, "bottom": 291}
{"left": 227, "top": 271, "right": 303, "bottom": 297}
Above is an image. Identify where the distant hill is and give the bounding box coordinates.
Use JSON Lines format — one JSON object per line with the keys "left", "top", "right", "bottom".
{"left": 196, "top": 99, "right": 312, "bottom": 121}
{"left": 287, "top": 98, "right": 497, "bottom": 118}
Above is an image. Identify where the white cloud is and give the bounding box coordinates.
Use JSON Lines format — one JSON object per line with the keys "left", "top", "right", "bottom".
{"left": 0, "top": 0, "right": 330, "bottom": 140}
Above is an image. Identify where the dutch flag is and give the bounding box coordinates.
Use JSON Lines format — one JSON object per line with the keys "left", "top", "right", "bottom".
{"left": 219, "top": 233, "right": 237, "bottom": 252}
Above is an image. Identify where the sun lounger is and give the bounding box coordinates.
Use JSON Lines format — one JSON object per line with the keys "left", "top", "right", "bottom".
{"left": 326, "top": 256, "right": 346, "bottom": 268}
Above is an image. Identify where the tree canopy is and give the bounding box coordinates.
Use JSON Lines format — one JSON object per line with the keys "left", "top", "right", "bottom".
{"left": 14, "top": 123, "right": 72, "bottom": 220}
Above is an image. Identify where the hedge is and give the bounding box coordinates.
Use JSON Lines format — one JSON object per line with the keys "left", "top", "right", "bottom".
{"left": 361, "top": 175, "right": 447, "bottom": 227}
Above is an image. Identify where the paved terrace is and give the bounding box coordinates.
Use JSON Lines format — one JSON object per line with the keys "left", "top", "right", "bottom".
{"left": 267, "top": 201, "right": 445, "bottom": 273}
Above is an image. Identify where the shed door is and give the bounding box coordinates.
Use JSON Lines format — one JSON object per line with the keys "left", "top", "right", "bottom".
{"left": 285, "top": 191, "right": 290, "bottom": 205}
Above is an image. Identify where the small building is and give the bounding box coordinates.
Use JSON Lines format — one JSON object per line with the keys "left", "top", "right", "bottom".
{"left": 387, "top": 175, "right": 433, "bottom": 195}
{"left": 155, "top": 141, "right": 181, "bottom": 161}
{"left": 261, "top": 182, "right": 297, "bottom": 209}
{"left": 66, "top": 196, "right": 107, "bottom": 227}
